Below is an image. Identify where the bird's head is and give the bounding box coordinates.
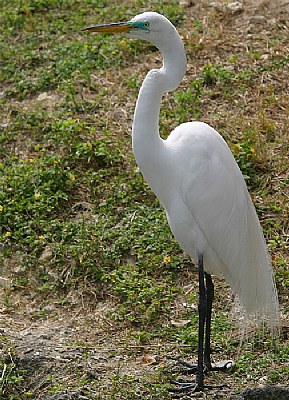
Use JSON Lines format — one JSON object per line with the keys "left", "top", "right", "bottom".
{"left": 82, "top": 11, "right": 177, "bottom": 49}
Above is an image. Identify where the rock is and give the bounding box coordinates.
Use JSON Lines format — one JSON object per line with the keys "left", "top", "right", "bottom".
{"left": 209, "top": 1, "right": 243, "bottom": 14}
{"left": 39, "top": 246, "right": 53, "bottom": 261}
{"left": 242, "top": 385, "right": 289, "bottom": 400}
{"left": 227, "top": 1, "right": 243, "bottom": 14}
{"left": 209, "top": 1, "right": 224, "bottom": 11}
{"left": 0, "top": 276, "right": 10, "bottom": 288}
{"left": 42, "top": 305, "right": 55, "bottom": 314}
{"left": 230, "top": 385, "right": 289, "bottom": 400}
{"left": 179, "top": 0, "right": 193, "bottom": 7}
{"left": 37, "top": 92, "right": 51, "bottom": 101}
{"left": 250, "top": 15, "right": 266, "bottom": 24}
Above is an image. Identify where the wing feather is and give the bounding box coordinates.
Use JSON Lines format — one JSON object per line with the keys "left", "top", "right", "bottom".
{"left": 173, "top": 122, "right": 279, "bottom": 328}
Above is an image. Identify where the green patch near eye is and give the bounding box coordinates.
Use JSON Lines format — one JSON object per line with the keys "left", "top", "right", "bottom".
{"left": 129, "top": 21, "right": 150, "bottom": 31}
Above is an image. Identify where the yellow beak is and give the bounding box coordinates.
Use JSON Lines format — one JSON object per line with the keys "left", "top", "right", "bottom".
{"left": 82, "top": 22, "right": 130, "bottom": 34}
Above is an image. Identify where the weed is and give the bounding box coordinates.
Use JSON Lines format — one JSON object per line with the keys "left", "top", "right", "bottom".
{"left": 230, "top": 128, "right": 268, "bottom": 184}
{"left": 201, "top": 63, "right": 233, "bottom": 85}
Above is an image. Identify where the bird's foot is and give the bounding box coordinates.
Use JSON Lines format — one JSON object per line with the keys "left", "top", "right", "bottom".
{"left": 169, "top": 379, "right": 226, "bottom": 396}
{"left": 166, "top": 356, "right": 198, "bottom": 374}
{"left": 166, "top": 356, "right": 235, "bottom": 374}
{"left": 169, "top": 379, "right": 201, "bottom": 394}
{"left": 165, "top": 357, "right": 233, "bottom": 397}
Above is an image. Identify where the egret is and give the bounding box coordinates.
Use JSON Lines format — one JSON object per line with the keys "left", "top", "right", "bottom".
{"left": 83, "top": 12, "right": 279, "bottom": 392}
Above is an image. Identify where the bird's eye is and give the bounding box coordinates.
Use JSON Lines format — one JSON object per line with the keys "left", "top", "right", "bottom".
{"left": 143, "top": 22, "right": 150, "bottom": 28}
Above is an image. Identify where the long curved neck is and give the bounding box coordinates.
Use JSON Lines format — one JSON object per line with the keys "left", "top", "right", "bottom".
{"left": 132, "top": 31, "right": 187, "bottom": 188}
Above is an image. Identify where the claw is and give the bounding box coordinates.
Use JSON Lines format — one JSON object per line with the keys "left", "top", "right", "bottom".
{"left": 166, "top": 356, "right": 198, "bottom": 374}
{"left": 167, "top": 356, "right": 235, "bottom": 373}
{"left": 169, "top": 379, "right": 200, "bottom": 393}
{"left": 169, "top": 379, "right": 227, "bottom": 395}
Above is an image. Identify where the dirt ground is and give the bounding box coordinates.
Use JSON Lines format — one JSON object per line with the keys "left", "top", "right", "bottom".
{"left": 1, "top": 1, "right": 289, "bottom": 399}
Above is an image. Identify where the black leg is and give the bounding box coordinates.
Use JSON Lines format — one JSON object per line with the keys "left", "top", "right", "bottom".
{"left": 196, "top": 252, "right": 206, "bottom": 388}
{"left": 204, "top": 271, "right": 214, "bottom": 370}
{"left": 168, "top": 253, "right": 208, "bottom": 394}
{"left": 167, "top": 256, "right": 234, "bottom": 394}
{"left": 204, "top": 272, "right": 235, "bottom": 372}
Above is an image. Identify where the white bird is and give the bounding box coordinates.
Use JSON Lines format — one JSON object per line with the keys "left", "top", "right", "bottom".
{"left": 83, "top": 12, "right": 279, "bottom": 392}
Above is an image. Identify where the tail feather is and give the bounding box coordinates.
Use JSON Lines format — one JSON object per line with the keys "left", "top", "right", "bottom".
{"left": 231, "top": 199, "right": 279, "bottom": 334}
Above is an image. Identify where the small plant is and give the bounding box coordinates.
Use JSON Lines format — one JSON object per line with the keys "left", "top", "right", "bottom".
{"left": 201, "top": 63, "right": 233, "bottom": 85}
{"left": 231, "top": 128, "right": 267, "bottom": 183}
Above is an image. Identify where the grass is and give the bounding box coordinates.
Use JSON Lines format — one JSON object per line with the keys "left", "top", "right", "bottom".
{"left": 0, "top": 1, "right": 289, "bottom": 399}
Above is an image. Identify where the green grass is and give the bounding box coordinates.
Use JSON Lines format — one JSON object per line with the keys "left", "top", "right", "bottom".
{"left": 0, "top": 1, "right": 289, "bottom": 399}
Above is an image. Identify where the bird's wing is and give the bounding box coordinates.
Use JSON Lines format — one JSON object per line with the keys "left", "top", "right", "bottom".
{"left": 182, "top": 131, "right": 249, "bottom": 279}
{"left": 177, "top": 123, "right": 278, "bottom": 324}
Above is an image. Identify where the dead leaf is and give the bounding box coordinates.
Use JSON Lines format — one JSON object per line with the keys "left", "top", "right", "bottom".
{"left": 142, "top": 354, "right": 157, "bottom": 365}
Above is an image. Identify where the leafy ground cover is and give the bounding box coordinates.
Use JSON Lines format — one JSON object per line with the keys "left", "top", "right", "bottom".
{"left": 0, "top": 0, "right": 288, "bottom": 399}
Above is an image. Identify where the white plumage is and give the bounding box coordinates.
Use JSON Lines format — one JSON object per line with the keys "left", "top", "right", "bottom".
{"left": 83, "top": 10, "right": 279, "bottom": 391}
{"left": 128, "top": 13, "right": 279, "bottom": 327}
{"left": 166, "top": 122, "right": 276, "bottom": 319}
